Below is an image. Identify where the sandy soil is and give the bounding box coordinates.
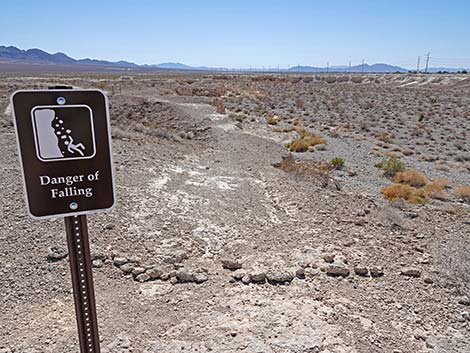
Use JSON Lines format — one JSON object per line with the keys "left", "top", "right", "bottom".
{"left": 0, "top": 72, "right": 469, "bottom": 353}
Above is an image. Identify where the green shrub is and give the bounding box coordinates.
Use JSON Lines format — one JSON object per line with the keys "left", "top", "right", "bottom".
{"left": 375, "top": 158, "right": 406, "bottom": 177}
{"left": 330, "top": 157, "right": 345, "bottom": 169}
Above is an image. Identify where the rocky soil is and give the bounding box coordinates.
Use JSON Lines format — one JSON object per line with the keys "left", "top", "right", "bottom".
{"left": 0, "top": 72, "right": 469, "bottom": 353}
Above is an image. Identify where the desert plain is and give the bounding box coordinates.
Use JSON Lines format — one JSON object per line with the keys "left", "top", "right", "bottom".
{"left": 0, "top": 72, "right": 469, "bottom": 353}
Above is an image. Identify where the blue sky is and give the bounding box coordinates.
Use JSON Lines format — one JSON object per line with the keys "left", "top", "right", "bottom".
{"left": 1, "top": 0, "right": 469, "bottom": 69}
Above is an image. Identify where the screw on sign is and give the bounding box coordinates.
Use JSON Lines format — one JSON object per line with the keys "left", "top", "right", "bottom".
{"left": 11, "top": 88, "right": 116, "bottom": 353}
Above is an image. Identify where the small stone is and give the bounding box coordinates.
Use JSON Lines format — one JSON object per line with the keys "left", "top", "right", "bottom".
{"left": 221, "top": 258, "right": 243, "bottom": 270}
{"left": 164, "top": 251, "right": 187, "bottom": 264}
{"left": 92, "top": 259, "right": 104, "bottom": 268}
{"left": 461, "top": 311, "right": 470, "bottom": 321}
{"left": 423, "top": 276, "right": 434, "bottom": 284}
{"left": 132, "top": 267, "right": 146, "bottom": 276}
{"left": 295, "top": 267, "right": 305, "bottom": 279}
{"left": 127, "top": 256, "right": 141, "bottom": 263}
{"left": 354, "top": 218, "right": 367, "bottom": 226}
{"left": 266, "top": 271, "right": 294, "bottom": 284}
{"left": 176, "top": 270, "right": 196, "bottom": 283}
{"left": 354, "top": 265, "right": 369, "bottom": 277}
{"left": 458, "top": 296, "right": 470, "bottom": 306}
{"left": 161, "top": 270, "right": 177, "bottom": 281}
{"left": 413, "top": 329, "right": 427, "bottom": 341}
{"left": 104, "top": 223, "right": 114, "bottom": 230}
{"left": 194, "top": 273, "right": 208, "bottom": 284}
{"left": 305, "top": 267, "right": 320, "bottom": 277}
{"left": 370, "top": 266, "right": 384, "bottom": 277}
{"left": 323, "top": 254, "right": 335, "bottom": 263}
{"left": 250, "top": 271, "right": 267, "bottom": 283}
{"left": 146, "top": 267, "right": 163, "bottom": 279}
{"left": 401, "top": 267, "right": 421, "bottom": 277}
{"left": 241, "top": 275, "right": 251, "bottom": 284}
{"left": 326, "top": 261, "right": 350, "bottom": 277}
{"left": 119, "top": 263, "right": 134, "bottom": 273}
{"left": 47, "top": 246, "right": 68, "bottom": 261}
{"left": 169, "top": 276, "right": 178, "bottom": 284}
{"left": 113, "top": 257, "right": 128, "bottom": 266}
{"left": 135, "top": 273, "right": 150, "bottom": 282}
{"left": 231, "top": 270, "right": 246, "bottom": 281}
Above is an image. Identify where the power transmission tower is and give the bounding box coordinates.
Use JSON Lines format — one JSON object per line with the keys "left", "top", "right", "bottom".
{"left": 417, "top": 56, "right": 420, "bottom": 73}
{"left": 348, "top": 61, "right": 351, "bottom": 73}
{"left": 361, "top": 59, "right": 365, "bottom": 73}
{"left": 327, "top": 62, "right": 329, "bottom": 73}
{"left": 425, "top": 52, "right": 430, "bottom": 73}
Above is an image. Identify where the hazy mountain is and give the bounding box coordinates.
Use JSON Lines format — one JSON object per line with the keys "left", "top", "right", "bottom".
{"left": 0, "top": 45, "right": 138, "bottom": 68}
{"left": 147, "top": 62, "right": 193, "bottom": 69}
{"left": 288, "top": 63, "right": 408, "bottom": 73}
{"left": 0, "top": 45, "right": 466, "bottom": 73}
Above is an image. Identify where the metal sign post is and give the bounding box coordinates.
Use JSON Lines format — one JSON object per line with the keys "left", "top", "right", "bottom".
{"left": 11, "top": 89, "right": 116, "bottom": 353}
{"left": 65, "top": 215, "right": 101, "bottom": 352}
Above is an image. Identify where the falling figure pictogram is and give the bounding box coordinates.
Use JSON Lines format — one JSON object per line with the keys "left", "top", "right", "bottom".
{"left": 53, "top": 115, "right": 86, "bottom": 157}
{"left": 64, "top": 135, "right": 85, "bottom": 156}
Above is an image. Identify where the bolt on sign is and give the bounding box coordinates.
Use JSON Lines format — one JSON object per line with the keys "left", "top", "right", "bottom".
{"left": 11, "top": 88, "right": 116, "bottom": 353}
{"left": 12, "top": 89, "right": 115, "bottom": 218}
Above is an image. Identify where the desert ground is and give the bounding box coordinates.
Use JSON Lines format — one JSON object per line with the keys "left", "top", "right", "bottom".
{"left": 0, "top": 72, "right": 469, "bottom": 353}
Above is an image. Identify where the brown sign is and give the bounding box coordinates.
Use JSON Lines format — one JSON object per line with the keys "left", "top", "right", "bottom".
{"left": 11, "top": 89, "right": 115, "bottom": 219}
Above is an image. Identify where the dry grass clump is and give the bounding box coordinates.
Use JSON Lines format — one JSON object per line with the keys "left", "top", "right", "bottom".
{"left": 383, "top": 172, "right": 453, "bottom": 203}
{"left": 455, "top": 185, "right": 470, "bottom": 201}
{"left": 393, "top": 169, "right": 428, "bottom": 187}
{"left": 266, "top": 116, "right": 280, "bottom": 125}
{"left": 381, "top": 184, "right": 429, "bottom": 204}
{"left": 273, "top": 126, "right": 295, "bottom": 133}
{"left": 376, "top": 132, "right": 394, "bottom": 143}
{"left": 274, "top": 155, "right": 339, "bottom": 189}
{"left": 375, "top": 158, "right": 406, "bottom": 177}
{"left": 422, "top": 181, "right": 449, "bottom": 200}
{"left": 285, "top": 129, "right": 327, "bottom": 152}
{"left": 431, "top": 177, "right": 451, "bottom": 189}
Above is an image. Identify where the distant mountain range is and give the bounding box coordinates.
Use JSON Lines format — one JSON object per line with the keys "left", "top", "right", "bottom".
{"left": 287, "top": 63, "right": 408, "bottom": 73}
{"left": 0, "top": 45, "right": 138, "bottom": 68}
{"left": 0, "top": 45, "right": 467, "bottom": 73}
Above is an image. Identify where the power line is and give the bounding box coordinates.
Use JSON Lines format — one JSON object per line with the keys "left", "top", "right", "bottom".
{"left": 425, "top": 52, "right": 431, "bottom": 73}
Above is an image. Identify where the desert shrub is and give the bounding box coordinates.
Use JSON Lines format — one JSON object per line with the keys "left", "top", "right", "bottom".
{"left": 419, "top": 112, "right": 425, "bottom": 122}
{"left": 431, "top": 177, "right": 451, "bottom": 188}
{"left": 381, "top": 184, "right": 428, "bottom": 204}
{"left": 330, "top": 157, "right": 345, "bottom": 169}
{"left": 455, "top": 185, "right": 470, "bottom": 201}
{"left": 393, "top": 169, "right": 428, "bottom": 187}
{"left": 266, "top": 116, "right": 280, "bottom": 125}
{"left": 376, "top": 132, "right": 394, "bottom": 143}
{"left": 274, "top": 155, "right": 336, "bottom": 188}
{"left": 285, "top": 129, "right": 327, "bottom": 153}
{"left": 285, "top": 138, "right": 310, "bottom": 152}
{"left": 295, "top": 98, "right": 305, "bottom": 109}
{"left": 375, "top": 158, "right": 406, "bottom": 177}
{"left": 423, "top": 181, "right": 449, "bottom": 200}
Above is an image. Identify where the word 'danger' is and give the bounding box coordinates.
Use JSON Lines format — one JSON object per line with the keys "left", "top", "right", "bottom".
{"left": 11, "top": 89, "right": 115, "bottom": 219}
